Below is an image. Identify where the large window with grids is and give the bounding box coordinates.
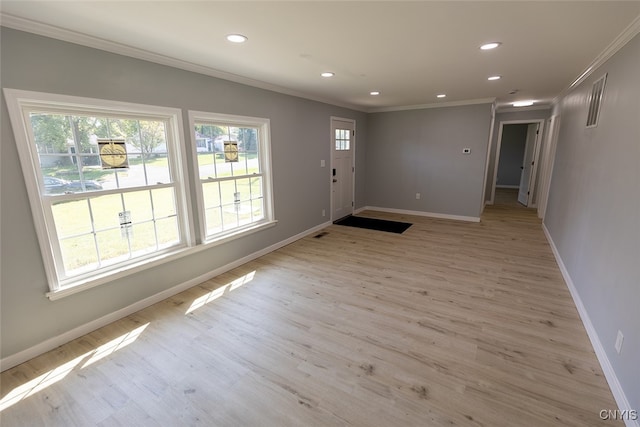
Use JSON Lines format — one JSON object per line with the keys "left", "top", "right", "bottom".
{"left": 188, "top": 111, "right": 274, "bottom": 242}
{"left": 4, "top": 89, "right": 193, "bottom": 294}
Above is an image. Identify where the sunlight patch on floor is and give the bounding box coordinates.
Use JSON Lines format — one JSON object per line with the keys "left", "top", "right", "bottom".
{"left": 0, "top": 322, "right": 149, "bottom": 412}
{"left": 81, "top": 323, "right": 149, "bottom": 368}
{"left": 186, "top": 270, "right": 256, "bottom": 314}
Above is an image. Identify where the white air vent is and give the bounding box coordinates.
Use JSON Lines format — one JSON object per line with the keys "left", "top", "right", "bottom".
{"left": 586, "top": 73, "right": 607, "bottom": 128}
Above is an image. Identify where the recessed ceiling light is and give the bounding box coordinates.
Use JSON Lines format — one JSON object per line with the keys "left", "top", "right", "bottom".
{"left": 480, "top": 42, "right": 501, "bottom": 50}
{"left": 437, "top": 94, "right": 446, "bottom": 98}
{"left": 513, "top": 100, "right": 534, "bottom": 107}
{"left": 321, "top": 72, "right": 335, "bottom": 78}
{"left": 226, "top": 34, "right": 248, "bottom": 43}
{"left": 488, "top": 75, "right": 501, "bottom": 81}
{"left": 370, "top": 91, "right": 380, "bottom": 96}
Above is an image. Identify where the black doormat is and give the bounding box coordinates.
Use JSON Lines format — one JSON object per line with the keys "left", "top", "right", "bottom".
{"left": 334, "top": 215, "right": 412, "bottom": 234}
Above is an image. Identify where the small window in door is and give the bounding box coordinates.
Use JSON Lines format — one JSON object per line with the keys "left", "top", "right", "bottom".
{"left": 586, "top": 73, "right": 607, "bottom": 128}
{"left": 335, "top": 129, "right": 351, "bottom": 150}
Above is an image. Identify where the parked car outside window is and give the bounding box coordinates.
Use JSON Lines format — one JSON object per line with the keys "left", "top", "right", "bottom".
{"left": 43, "top": 176, "right": 103, "bottom": 194}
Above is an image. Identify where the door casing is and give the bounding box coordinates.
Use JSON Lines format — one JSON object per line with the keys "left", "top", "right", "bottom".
{"left": 330, "top": 117, "right": 355, "bottom": 221}
{"left": 489, "top": 119, "right": 545, "bottom": 207}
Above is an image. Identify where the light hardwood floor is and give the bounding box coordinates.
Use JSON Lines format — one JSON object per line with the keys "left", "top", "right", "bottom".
{"left": 493, "top": 187, "right": 523, "bottom": 207}
{"left": 1, "top": 203, "right": 621, "bottom": 426}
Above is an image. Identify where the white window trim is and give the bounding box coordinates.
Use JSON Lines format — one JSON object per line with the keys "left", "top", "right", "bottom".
{"left": 187, "top": 110, "right": 276, "bottom": 244}
{"left": 4, "top": 89, "right": 196, "bottom": 296}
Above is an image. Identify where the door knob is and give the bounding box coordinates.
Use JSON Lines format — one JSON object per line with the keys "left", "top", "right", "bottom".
{"left": 333, "top": 179, "right": 338, "bottom": 183}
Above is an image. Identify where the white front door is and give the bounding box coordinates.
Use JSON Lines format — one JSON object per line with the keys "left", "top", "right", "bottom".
{"left": 331, "top": 118, "right": 355, "bottom": 221}
{"left": 518, "top": 123, "right": 540, "bottom": 206}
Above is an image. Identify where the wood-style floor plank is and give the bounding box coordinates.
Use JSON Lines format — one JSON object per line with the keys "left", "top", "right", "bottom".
{"left": 1, "top": 192, "right": 621, "bottom": 426}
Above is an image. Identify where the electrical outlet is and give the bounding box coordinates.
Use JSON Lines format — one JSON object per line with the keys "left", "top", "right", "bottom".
{"left": 322, "top": 209, "right": 326, "bottom": 217}
{"left": 615, "top": 330, "right": 624, "bottom": 354}
{"left": 463, "top": 148, "right": 471, "bottom": 154}
{"left": 416, "top": 193, "right": 421, "bottom": 200}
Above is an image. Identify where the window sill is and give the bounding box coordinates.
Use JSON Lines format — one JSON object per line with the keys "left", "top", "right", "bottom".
{"left": 201, "top": 219, "right": 278, "bottom": 248}
{"left": 46, "top": 219, "right": 278, "bottom": 301}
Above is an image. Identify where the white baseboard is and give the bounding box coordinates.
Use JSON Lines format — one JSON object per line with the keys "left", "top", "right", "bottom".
{"left": 496, "top": 185, "right": 520, "bottom": 189}
{"left": 0, "top": 221, "right": 331, "bottom": 372}
{"left": 359, "top": 206, "right": 480, "bottom": 223}
{"left": 353, "top": 206, "right": 367, "bottom": 215}
{"left": 542, "top": 224, "right": 638, "bottom": 427}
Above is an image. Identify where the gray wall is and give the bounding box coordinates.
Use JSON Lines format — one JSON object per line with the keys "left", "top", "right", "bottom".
{"left": 365, "top": 104, "right": 492, "bottom": 218}
{"left": 496, "top": 124, "right": 528, "bottom": 187}
{"left": 0, "top": 28, "right": 367, "bottom": 359}
{"left": 485, "top": 108, "right": 550, "bottom": 202}
{"left": 544, "top": 33, "right": 640, "bottom": 409}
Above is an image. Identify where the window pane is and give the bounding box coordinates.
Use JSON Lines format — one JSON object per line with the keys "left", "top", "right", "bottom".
{"left": 205, "top": 207, "right": 223, "bottom": 235}
{"left": 137, "top": 120, "right": 167, "bottom": 157}
{"left": 232, "top": 126, "right": 258, "bottom": 152}
{"left": 155, "top": 217, "right": 180, "bottom": 248}
{"left": 151, "top": 187, "right": 176, "bottom": 219}
{"left": 214, "top": 150, "right": 233, "bottom": 178}
{"left": 195, "top": 123, "right": 228, "bottom": 153}
{"left": 251, "top": 199, "right": 264, "bottom": 221}
{"left": 202, "top": 181, "right": 221, "bottom": 209}
{"left": 231, "top": 155, "right": 248, "bottom": 176}
{"left": 52, "top": 199, "right": 93, "bottom": 238}
{"left": 123, "top": 190, "right": 153, "bottom": 223}
{"left": 30, "top": 113, "right": 72, "bottom": 154}
{"left": 197, "top": 152, "right": 217, "bottom": 180}
{"left": 89, "top": 194, "right": 124, "bottom": 231}
{"left": 250, "top": 176, "right": 263, "bottom": 198}
{"left": 222, "top": 208, "right": 239, "bottom": 230}
{"left": 40, "top": 163, "right": 103, "bottom": 194}
{"left": 234, "top": 178, "right": 251, "bottom": 201}
{"left": 237, "top": 201, "right": 253, "bottom": 226}
{"left": 219, "top": 180, "right": 237, "bottom": 206}
{"left": 246, "top": 152, "right": 260, "bottom": 174}
{"left": 130, "top": 222, "right": 157, "bottom": 255}
{"left": 96, "top": 228, "right": 130, "bottom": 266}
{"left": 60, "top": 234, "right": 99, "bottom": 274}
{"left": 142, "top": 153, "right": 171, "bottom": 185}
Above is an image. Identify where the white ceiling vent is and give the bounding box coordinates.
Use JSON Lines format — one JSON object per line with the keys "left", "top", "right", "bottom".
{"left": 586, "top": 73, "right": 607, "bottom": 128}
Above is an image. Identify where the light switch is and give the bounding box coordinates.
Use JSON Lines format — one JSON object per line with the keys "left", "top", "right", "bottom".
{"left": 320, "top": 159, "right": 326, "bottom": 167}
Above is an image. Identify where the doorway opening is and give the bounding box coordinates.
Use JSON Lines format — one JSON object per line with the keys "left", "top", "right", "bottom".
{"left": 489, "top": 120, "right": 544, "bottom": 208}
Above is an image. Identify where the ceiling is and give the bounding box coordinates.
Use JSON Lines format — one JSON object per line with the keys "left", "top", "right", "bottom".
{"left": 2, "top": 1, "right": 640, "bottom": 112}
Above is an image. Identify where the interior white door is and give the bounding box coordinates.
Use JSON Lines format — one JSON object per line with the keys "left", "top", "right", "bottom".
{"left": 331, "top": 118, "right": 355, "bottom": 221}
{"left": 518, "top": 123, "right": 539, "bottom": 206}
{"left": 537, "top": 115, "right": 560, "bottom": 218}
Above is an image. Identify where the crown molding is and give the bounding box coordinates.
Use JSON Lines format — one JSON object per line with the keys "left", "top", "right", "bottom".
{"left": 367, "top": 97, "right": 496, "bottom": 113}
{"left": 0, "top": 13, "right": 367, "bottom": 112}
{"left": 553, "top": 13, "right": 640, "bottom": 104}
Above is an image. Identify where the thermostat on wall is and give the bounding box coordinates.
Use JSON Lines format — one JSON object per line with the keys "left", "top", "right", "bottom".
{"left": 463, "top": 148, "right": 471, "bottom": 154}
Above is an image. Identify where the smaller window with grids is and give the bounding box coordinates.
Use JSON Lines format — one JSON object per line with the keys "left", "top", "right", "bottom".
{"left": 335, "top": 128, "right": 351, "bottom": 151}
{"left": 188, "top": 111, "right": 275, "bottom": 242}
